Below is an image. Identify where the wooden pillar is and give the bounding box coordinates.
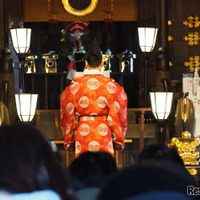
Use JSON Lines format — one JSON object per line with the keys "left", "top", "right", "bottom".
{"left": 0, "top": 0, "right": 4, "bottom": 51}
{"left": 160, "top": 0, "right": 166, "bottom": 47}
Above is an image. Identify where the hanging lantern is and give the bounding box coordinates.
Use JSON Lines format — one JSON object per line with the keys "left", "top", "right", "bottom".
{"left": 10, "top": 28, "right": 38, "bottom": 123}
{"left": 138, "top": 27, "right": 158, "bottom": 53}
{"left": 15, "top": 94, "right": 38, "bottom": 122}
{"left": 10, "top": 28, "right": 31, "bottom": 54}
{"left": 150, "top": 92, "right": 173, "bottom": 120}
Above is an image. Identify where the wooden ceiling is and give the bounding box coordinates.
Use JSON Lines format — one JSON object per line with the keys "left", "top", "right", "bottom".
{"left": 24, "top": 0, "right": 138, "bottom": 22}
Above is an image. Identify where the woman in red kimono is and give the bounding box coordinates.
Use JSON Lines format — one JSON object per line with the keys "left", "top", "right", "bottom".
{"left": 60, "top": 39, "right": 127, "bottom": 157}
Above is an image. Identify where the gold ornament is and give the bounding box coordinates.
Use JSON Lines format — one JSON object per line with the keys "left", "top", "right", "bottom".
{"left": 168, "top": 20, "right": 172, "bottom": 26}
{"left": 24, "top": 55, "right": 37, "bottom": 73}
{"left": 169, "top": 131, "right": 200, "bottom": 176}
{"left": 42, "top": 52, "right": 58, "bottom": 73}
{"left": 61, "top": 0, "right": 98, "bottom": 17}
{"left": 168, "top": 35, "right": 173, "bottom": 41}
{"left": 184, "top": 56, "right": 200, "bottom": 72}
{"left": 0, "top": 102, "right": 9, "bottom": 126}
{"left": 183, "top": 16, "right": 194, "bottom": 28}
{"left": 184, "top": 32, "right": 200, "bottom": 46}
{"left": 169, "top": 61, "right": 173, "bottom": 67}
{"left": 183, "top": 15, "right": 200, "bottom": 28}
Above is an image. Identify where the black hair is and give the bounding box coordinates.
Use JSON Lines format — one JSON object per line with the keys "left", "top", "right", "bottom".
{"left": 0, "top": 124, "right": 75, "bottom": 200}
{"left": 68, "top": 151, "right": 117, "bottom": 191}
{"left": 98, "top": 161, "right": 196, "bottom": 200}
{"left": 86, "top": 37, "right": 102, "bottom": 68}
{"left": 86, "top": 53, "right": 102, "bottom": 68}
{"left": 137, "top": 143, "right": 184, "bottom": 166}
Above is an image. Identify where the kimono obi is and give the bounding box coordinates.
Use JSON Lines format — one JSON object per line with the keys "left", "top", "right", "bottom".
{"left": 78, "top": 115, "right": 107, "bottom": 122}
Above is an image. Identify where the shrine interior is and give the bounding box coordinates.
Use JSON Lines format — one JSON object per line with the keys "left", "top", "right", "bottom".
{"left": 1, "top": 0, "right": 200, "bottom": 186}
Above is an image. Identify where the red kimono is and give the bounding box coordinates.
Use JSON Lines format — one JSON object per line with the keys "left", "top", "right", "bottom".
{"left": 60, "top": 71, "right": 127, "bottom": 157}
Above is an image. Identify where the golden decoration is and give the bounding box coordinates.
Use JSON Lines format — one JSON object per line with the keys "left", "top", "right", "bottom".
{"left": 169, "top": 131, "right": 200, "bottom": 176}
{"left": 102, "top": 54, "right": 112, "bottom": 71}
{"left": 184, "top": 32, "right": 200, "bottom": 46}
{"left": 24, "top": 55, "right": 37, "bottom": 73}
{"left": 183, "top": 15, "right": 200, "bottom": 28}
{"left": 168, "top": 20, "right": 172, "bottom": 26}
{"left": 168, "top": 35, "right": 173, "bottom": 41}
{"left": 194, "top": 31, "right": 200, "bottom": 45}
{"left": 187, "top": 168, "right": 198, "bottom": 176}
{"left": 0, "top": 102, "right": 9, "bottom": 126}
{"left": 184, "top": 33, "right": 193, "bottom": 46}
{"left": 194, "top": 16, "right": 200, "bottom": 28}
{"left": 181, "top": 98, "right": 190, "bottom": 123}
{"left": 61, "top": 0, "right": 98, "bottom": 16}
{"left": 184, "top": 56, "right": 200, "bottom": 72}
{"left": 169, "top": 61, "right": 173, "bottom": 67}
{"left": 183, "top": 16, "right": 194, "bottom": 28}
{"left": 42, "top": 53, "right": 58, "bottom": 73}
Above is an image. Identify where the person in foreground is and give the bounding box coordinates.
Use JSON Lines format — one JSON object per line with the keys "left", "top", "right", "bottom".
{"left": 137, "top": 143, "right": 185, "bottom": 166}
{"left": 97, "top": 160, "right": 197, "bottom": 200}
{"left": 0, "top": 124, "right": 75, "bottom": 200}
{"left": 60, "top": 38, "right": 127, "bottom": 157}
{"left": 68, "top": 151, "right": 117, "bottom": 200}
